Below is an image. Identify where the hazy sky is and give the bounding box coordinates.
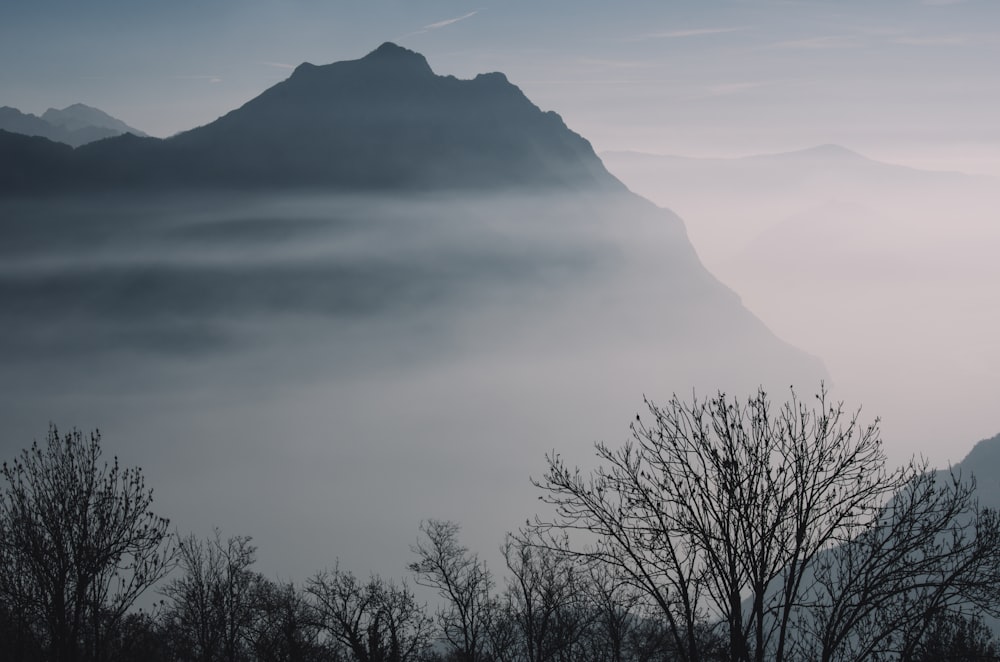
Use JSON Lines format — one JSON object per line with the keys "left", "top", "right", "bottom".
{"left": 4, "top": 0, "right": 1000, "bottom": 174}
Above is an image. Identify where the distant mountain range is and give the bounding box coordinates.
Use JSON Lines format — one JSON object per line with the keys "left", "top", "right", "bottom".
{"left": 0, "top": 103, "right": 146, "bottom": 148}
{"left": 601, "top": 145, "right": 997, "bottom": 260}
{"left": 602, "top": 144, "right": 1000, "bottom": 468}
{"left": 0, "top": 43, "right": 620, "bottom": 193}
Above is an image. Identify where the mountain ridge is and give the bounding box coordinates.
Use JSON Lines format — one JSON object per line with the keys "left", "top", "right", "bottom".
{"left": 41, "top": 103, "right": 147, "bottom": 137}
{"left": 601, "top": 144, "right": 997, "bottom": 181}
{"left": 0, "top": 103, "right": 145, "bottom": 148}
{"left": 1, "top": 42, "right": 622, "bottom": 194}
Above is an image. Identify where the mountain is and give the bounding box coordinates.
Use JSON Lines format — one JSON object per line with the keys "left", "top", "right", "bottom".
{"left": 0, "top": 106, "right": 58, "bottom": 138}
{"left": 0, "top": 42, "right": 831, "bottom": 584}
{"left": 41, "top": 103, "right": 147, "bottom": 137}
{"left": 601, "top": 145, "right": 995, "bottom": 264}
{"left": 0, "top": 42, "right": 825, "bottom": 390}
{"left": 602, "top": 145, "right": 1000, "bottom": 465}
{"left": 0, "top": 104, "right": 144, "bottom": 148}
{"left": 0, "top": 129, "right": 76, "bottom": 191}
{"left": 959, "top": 433, "right": 1000, "bottom": 510}
{"left": 1, "top": 43, "right": 621, "bottom": 193}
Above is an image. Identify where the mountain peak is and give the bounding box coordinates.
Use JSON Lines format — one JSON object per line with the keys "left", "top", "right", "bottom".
{"left": 359, "top": 41, "right": 433, "bottom": 75}
{"left": 288, "top": 42, "right": 434, "bottom": 86}
{"left": 41, "top": 103, "right": 147, "bottom": 137}
{"left": 60, "top": 102, "right": 95, "bottom": 112}
{"left": 366, "top": 41, "right": 417, "bottom": 59}
{"left": 474, "top": 71, "right": 510, "bottom": 84}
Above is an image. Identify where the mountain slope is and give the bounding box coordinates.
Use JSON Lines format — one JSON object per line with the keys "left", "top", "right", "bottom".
{"left": 0, "top": 106, "right": 57, "bottom": 138}
{"left": 958, "top": 433, "right": 1000, "bottom": 509}
{"left": 0, "top": 129, "right": 76, "bottom": 190}
{"left": 603, "top": 145, "right": 1000, "bottom": 467}
{"left": 0, "top": 43, "right": 823, "bottom": 392}
{"left": 601, "top": 146, "right": 995, "bottom": 263}
{"left": 164, "top": 42, "right": 616, "bottom": 190}
{"left": 2, "top": 43, "right": 622, "bottom": 193}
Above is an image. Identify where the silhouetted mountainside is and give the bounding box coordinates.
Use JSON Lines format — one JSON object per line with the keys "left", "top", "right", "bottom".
{"left": 0, "top": 104, "right": 144, "bottom": 148}
{"left": 0, "top": 130, "right": 76, "bottom": 190}
{"left": 1, "top": 43, "right": 622, "bottom": 193}
{"left": 959, "top": 432, "right": 1000, "bottom": 509}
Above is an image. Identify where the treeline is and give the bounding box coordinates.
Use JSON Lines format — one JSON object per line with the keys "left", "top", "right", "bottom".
{"left": 3, "top": 387, "right": 1000, "bottom": 662}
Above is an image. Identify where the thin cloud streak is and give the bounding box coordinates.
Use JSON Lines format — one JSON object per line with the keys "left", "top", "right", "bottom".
{"left": 632, "top": 26, "right": 749, "bottom": 41}
{"left": 892, "top": 35, "right": 969, "bottom": 45}
{"left": 424, "top": 11, "right": 479, "bottom": 31}
{"left": 702, "top": 81, "right": 770, "bottom": 97}
{"left": 261, "top": 61, "right": 296, "bottom": 70}
{"left": 764, "top": 35, "right": 860, "bottom": 50}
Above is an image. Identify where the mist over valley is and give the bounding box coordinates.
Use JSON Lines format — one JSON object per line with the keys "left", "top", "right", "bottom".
{"left": 603, "top": 147, "right": 1000, "bottom": 466}
{"left": 1, "top": 44, "right": 829, "bottom": 580}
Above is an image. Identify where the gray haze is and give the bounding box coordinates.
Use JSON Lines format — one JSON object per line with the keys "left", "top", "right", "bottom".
{"left": 5, "top": 0, "right": 999, "bottom": 587}
{"left": 0, "top": 192, "right": 823, "bottom": 581}
{"left": 603, "top": 147, "right": 1000, "bottom": 469}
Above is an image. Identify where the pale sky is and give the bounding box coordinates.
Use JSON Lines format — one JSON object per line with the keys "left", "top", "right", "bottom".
{"left": 4, "top": 0, "right": 1000, "bottom": 174}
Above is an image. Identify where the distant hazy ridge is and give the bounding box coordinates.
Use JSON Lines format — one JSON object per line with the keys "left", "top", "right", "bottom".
{"left": 0, "top": 102, "right": 146, "bottom": 148}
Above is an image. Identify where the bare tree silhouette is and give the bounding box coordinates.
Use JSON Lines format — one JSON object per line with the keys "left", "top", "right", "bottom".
{"left": 0, "top": 427, "right": 174, "bottom": 662}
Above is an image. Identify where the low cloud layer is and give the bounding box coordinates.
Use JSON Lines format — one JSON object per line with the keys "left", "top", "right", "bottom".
{"left": 0, "top": 190, "right": 824, "bottom": 581}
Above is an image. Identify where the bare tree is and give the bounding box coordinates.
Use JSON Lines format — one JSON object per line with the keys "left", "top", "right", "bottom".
{"left": 100, "top": 611, "right": 172, "bottom": 662}
{"left": 502, "top": 533, "right": 591, "bottom": 662}
{"left": 409, "top": 519, "right": 494, "bottom": 662}
{"left": 0, "top": 599, "right": 45, "bottom": 662}
{"left": 308, "top": 565, "right": 433, "bottom": 662}
{"left": 794, "top": 468, "right": 1000, "bottom": 662}
{"left": 0, "top": 426, "right": 174, "bottom": 662}
{"left": 530, "top": 386, "right": 1000, "bottom": 662}
{"left": 482, "top": 597, "right": 521, "bottom": 662}
{"left": 249, "top": 578, "right": 327, "bottom": 662}
{"left": 160, "top": 529, "right": 261, "bottom": 662}
{"left": 902, "top": 609, "right": 1000, "bottom": 662}
{"left": 577, "top": 560, "right": 645, "bottom": 662}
